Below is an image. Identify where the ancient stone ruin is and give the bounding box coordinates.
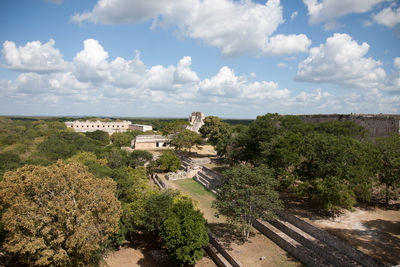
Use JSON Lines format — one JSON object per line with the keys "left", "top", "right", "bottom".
{"left": 187, "top": 112, "right": 205, "bottom": 133}
{"left": 299, "top": 114, "right": 400, "bottom": 138}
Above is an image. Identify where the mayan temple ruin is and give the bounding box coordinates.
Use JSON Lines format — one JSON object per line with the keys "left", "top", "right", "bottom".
{"left": 186, "top": 112, "right": 205, "bottom": 133}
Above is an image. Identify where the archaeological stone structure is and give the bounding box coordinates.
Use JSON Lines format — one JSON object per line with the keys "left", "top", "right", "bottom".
{"left": 65, "top": 120, "right": 132, "bottom": 134}
{"left": 186, "top": 112, "right": 205, "bottom": 133}
{"left": 299, "top": 114, "right": 400, "bottom": 138}
{"left": 132, "top": 135, "right": 170, "bottom": 150}
{"left": 128, "top": 124, "right": 153, "bottom": 132}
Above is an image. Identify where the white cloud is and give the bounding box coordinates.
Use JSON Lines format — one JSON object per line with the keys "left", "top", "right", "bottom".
{"left": 198, "top": 66, "right": 290, "bottom": 102}
{"left": 290, "top": 11, "right": 298, "bottom": 21}
{"left": 264, "top": 34, "right": 311, "bottom": 56}
{"left": 1, "top": 39, "right": 70, "bottom": 73}
{"left": 373, "top": 4, "right": 400, "bottom": 28}
{"left": 173, "top": 56, "right": 199, "bottom": 84}
{"left": 1, "top": 37, "right": 399, "bottom": 115}
{"left": 72, "top": 0, "right": 286, "bottom": 57}
{"left": 296, "top": 33, "right": 386, "bottom": 90}
{"left": 108, "top": 51, "right": 146, "bottom": 88}
{"left": 303, "top": 0, "right": 385, "bottom": 28}
{"left": 73, "top": 39, "right": 110, "bottom": 83}
{"left": 277, "top": 62, "right": 288, "bottom": 68}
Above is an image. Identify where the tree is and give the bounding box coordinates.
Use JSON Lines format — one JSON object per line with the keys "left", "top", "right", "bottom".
{"left": 376, "top": 134, "right": 400, "bottom": 206}
{"left": 199, "top": 116, "right": 230, "bottom": 146}
{"left": 129, "top": 150, "right": 153, "bottom": 168}
{"left": 169, "top": 129, "right": 203, "bottom": 152}
{"left": 115, "top": 167, "right": 155, "bottom": 236}
{"left": 160, "top": 199, "right": 208, "bottom": 266}
{"left": 105, "top": 148, "right": 129, "bottom": 169}
{"left": 37, "top": 137, "right": 77, "bottom": 161}
{"left": 161, "top": 120, "right": 189, "bottom": 135}
{"left": 110, "top": 132, "right": 132, "bottom": 147}
{"left": 0, "top": 161, "right": 122, "bottom": 266}
{"left": 143, "top": 190, "right": 177, "bottom": 233}
{"left": 213, "top": 165, "right": 282, "bottom": 240}
{"left": 158, "top": 150, "right": 181, "bottom": 172}
{"left": 296, "top": 133, "right": 376, "bottom": 211}
{"left": 85, "top": 130, "right": 110, "bottom": 145}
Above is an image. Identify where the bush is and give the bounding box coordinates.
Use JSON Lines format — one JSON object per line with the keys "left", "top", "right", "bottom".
{"left": 158, "top": 150, "right": 181, "bottom": 172}
{"left": 160, "top": 200, "right": 208, "bottom": 266}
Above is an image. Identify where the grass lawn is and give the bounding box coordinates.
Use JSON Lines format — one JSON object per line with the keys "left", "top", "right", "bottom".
{"left": 171, "top": 178, "right": 223, "bottom": 224}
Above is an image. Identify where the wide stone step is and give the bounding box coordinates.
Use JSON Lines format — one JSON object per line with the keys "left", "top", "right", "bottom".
{"left": 270, "top": 218, "right": 360, "bottom": 267}
{"left": 254, "top": 219, "right": 332, "bottom": 267}
{"left": 276, "top": 211, "right": 386, "bottom": 267}
{"left": 204, "top": 243, "right": 233, "bottom": 267}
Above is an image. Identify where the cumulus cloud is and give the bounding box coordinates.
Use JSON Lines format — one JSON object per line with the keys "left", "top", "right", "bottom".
{"left": 373, "top": 4, "right": 400, "bottom": 28}
{"left": 303, "top": 0, "right": 385, "bottom": 29}
{"left": 296, "top": 33, "right": 386, "bottom": 90}
{"left": 73, "top": 39, "right": 110, "bottom": 83}
{"left": 198, "top": 66, "right": 290, "bottom": 102}
{"left": 72, "top": 0, "right": 295, "bottom": 57}
{"left": 1, "top": 39, "right": 70, "bottom": 73}
{"left": 1, "top": 37, "right": 399, "bottom": 115}
{"left": 264, "top": 34, "right": 311, "bottom": 56}
{"left": 173, "top": 56, "right": 199, "bottom": 84}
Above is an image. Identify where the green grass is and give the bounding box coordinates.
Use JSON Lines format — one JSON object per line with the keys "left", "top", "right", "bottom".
{"left": 173, "top": 178, "right": 215, "bottom": 198}
{"left": 172, "top": 178, "right": 223, "bottom": 223}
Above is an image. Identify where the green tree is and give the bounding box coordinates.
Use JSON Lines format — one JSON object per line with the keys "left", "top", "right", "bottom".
{"left": 296, "top": 133, "right": 376, "bottom": 211}
{"left": 37, "top": 137, "right": 78, "bottom": 161}
{"left": 0, "top": 161, "right": 122, "bottom": 266}
{"left": 199, "top": 116, "right": 230, "bottom": 146}
{"left": 214, "top": 165, "right": 282, "bottom": 240}
{"left": 160, "top": 199, "right": 208, "bottom": 266}
{"left": 158, "top": 150, "right": 181, "bottom": 172}
{"left": 110, "top": 132, "right": 132, "bottom": 147}
{"left": 169, "top": 129, "right": 203, "bottom": 152}
{"left": 143, "top": 190, "right": 177, "bottom": 233}
{"left": 105, "top": 148, "right": 129, "bottom": 169}
{"left": 66, "top": 152, "right": 112, "bottom": 178}
{"left": 376, "top": 134, "right": 400, "bottom": 206}
{"left": 161, "top": 120, "right": 190, "bottom": 135}
{"left": 129, "top": 150, "right": 153, "bottom": 168}
{"left": 85, "top": 130, "right": 110, "bottom": 145}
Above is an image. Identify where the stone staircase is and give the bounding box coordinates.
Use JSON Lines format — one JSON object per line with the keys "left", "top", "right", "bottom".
{"left": 254, "top": 212, "right": 386, "bottom": 267}
{"left": 193, "top": 167, "right": 221, "bottom": 195}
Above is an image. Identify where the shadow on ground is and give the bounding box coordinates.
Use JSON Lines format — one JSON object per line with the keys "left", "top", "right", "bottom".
{"left": 324, "top": 219, "right": 400, "bottom": 265}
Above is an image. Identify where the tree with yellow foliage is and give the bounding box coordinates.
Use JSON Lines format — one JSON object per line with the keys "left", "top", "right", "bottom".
{"left": 0, "top": 160, "right": 122, "bottom": 266}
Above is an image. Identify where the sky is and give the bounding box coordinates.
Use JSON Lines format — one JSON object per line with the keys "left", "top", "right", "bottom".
{"left": 0, "top": 0, "right": 399, "bottom": 119}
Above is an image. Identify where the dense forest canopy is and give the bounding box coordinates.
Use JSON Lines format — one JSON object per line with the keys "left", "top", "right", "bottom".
{"left": 0, "top": 114, "right": 399, "bottom": 264}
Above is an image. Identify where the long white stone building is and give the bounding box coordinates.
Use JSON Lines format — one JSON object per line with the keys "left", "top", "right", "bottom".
{"left": 65, "top": 120, "right": 132, "bottom": 134}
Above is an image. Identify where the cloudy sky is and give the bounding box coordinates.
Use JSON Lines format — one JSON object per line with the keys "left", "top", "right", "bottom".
{"left": 1, "top": 0, "right": 399, "bottom": 118}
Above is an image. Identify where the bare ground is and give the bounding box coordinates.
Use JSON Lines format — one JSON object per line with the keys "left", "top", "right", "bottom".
{"left": 286, "top": 198, "right": 400, "bottom": 266}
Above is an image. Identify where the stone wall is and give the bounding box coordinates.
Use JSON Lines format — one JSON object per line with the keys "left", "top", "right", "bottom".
{"left": 299, "top": 114, "right": 400, "bottom": 138}
{"left": 65, "top": 120, "right": 131, "bottom": 134}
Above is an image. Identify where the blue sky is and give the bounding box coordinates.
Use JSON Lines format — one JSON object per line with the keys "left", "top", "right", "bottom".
{"left": 0, "top": 0, "right": 399, "bottom": 118}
